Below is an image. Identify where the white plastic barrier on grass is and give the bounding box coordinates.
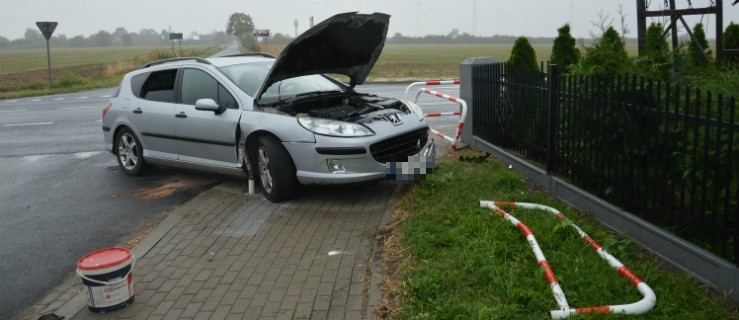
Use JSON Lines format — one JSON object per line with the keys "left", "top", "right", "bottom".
{"left": 479, "top": 201, "right": 657, "bottom": 319}
{"left": 414, "top": 88, "right": 467, "bottom": 150}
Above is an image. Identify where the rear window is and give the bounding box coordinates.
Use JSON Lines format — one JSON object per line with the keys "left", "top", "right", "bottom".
{"left": 138, "top": 69, "right": 178, "bottom": 103}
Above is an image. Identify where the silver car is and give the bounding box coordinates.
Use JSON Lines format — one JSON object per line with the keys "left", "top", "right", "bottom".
{"left": 102, "top": 12, "right": 433, "bottom": 202}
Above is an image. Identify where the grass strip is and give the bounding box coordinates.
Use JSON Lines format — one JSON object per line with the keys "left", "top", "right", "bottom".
{"left": 0, "top": 46, "right": 223, "bottom": 99}
{"left": 380, "top": 150, "right": 739, "bottom": 320}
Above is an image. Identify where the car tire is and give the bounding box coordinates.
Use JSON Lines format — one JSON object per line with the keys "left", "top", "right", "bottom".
{"left": 252, "top": 135, "right": 297, "bottom": 202}
{"left": 115, "top": 127, "right": 149, "bottom": 176}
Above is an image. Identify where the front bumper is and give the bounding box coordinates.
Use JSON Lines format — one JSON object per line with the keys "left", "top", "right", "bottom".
{"left": 385, "top": 140, "right": 437, "bottom": 181}
{"left": 284, "top": 138, "right": 437, "bottom": 185}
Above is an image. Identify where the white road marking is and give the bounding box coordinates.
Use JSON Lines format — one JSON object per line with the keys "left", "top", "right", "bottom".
{"left": 7, "top": 100, "right": 18, "bottom": 103}
{"left": 75, "top": 96, "right": 88, "bottom": 100}
{"left": 74, "top": 151, "right": 103, "bottom": 159}
{"left": 3, "top": 121, "right": 54, "bottom": 127}
{"left": 53, "top": 98, "right": 65, "bottom": 101}
{"left": 0, "top": 109, "right": 27, "bottom": 113}
{"left": 61, "top": 106, "right": 96, "bottom": 110}
{"left": 101, "top": 95, "right": 112, "bottom": 98}
{"left": 29, "top": 99, "right": 41, "bottom": 102}
{"left": 97, "top": 119, "right": 103, "bottom": 122}
{"left": 23, "top": 155, "right": 50, "bottom": 162}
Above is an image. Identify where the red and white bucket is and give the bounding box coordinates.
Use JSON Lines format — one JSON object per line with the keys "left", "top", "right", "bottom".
{"left": 76, "top": 247, "right": 135, "bottom": 313}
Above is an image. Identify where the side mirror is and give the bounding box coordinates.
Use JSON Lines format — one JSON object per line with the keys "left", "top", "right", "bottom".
{"left": 194, "top": 98, "right": 219, "bottom": 112}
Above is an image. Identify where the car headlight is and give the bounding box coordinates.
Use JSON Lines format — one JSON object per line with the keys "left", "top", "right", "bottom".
{"left": 403, "top": 100, "right": 425, "bottom": 121}
{"left": 297, "top": 115, "right": 375, "bottom": 137}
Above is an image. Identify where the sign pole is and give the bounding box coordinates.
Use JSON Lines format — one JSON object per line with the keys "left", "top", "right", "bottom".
{"left": 45, "top": 38, "right": 52, "bottom": 89}
{"left": 169, "top": 33, "right": 183, "bottom": 57}
{"left": 36, "top": 21, "right": 58, "bottom": 89}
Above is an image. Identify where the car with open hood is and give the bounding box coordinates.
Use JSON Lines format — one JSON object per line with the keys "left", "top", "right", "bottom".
{"left": 102, "top": 12, "right": 434, "bottom": 202}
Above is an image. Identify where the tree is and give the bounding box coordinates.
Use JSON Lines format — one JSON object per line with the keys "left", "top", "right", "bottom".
{"left": 508, "top": 36, "right": 537, "bottom": 70}
{"left": 52, "top": 34, "right": 69, "bottom": 48}
{"left": 24, "top": 28, "right": 44, "bottom": 48}
{"left": 91, "top": 30, "right": 113, "bottom": 47}
{"left": 550, "top": 24, "right": 580, "bottom": 71}
{"left": 644, "top": 22, "right": 669, "bottom": 57}
{"left": 226, "top": 12, "right": 256, "bottom": 51}
{"left": 0, "top": 36, "right": 9, "bottom": 49}
{"left": 112, "top": 27, "right": 128, "bottom": 38}
{"left": 121, "top": 33, "right": 133, "bottom": 46}
{"left": 688, "top": 23, "right": 711, "bottom": 66}
{"left": 636, "top": 22, "right": 673, "bottom": 80}
{"left": 724, "top": 22, "right": 739, "bottom": 64}
{"left": 135, "top": 29, "right": 160, "bottom": 46}
{"left": 576, "top": 26, "right": 629, "bottom": 75}
{"left": 68, "top": 35, "right": 86, "bottom": 47}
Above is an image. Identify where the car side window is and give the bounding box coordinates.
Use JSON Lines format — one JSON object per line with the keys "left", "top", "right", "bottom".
{"left": 139, "top": 69, "right": 177, "bottom": 103}
{"left": 181, "top": 68, "right": 238, "bottom": 109}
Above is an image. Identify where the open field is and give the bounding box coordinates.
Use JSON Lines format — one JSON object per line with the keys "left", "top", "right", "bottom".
{"left": 0, "top": 43, "right": 642, "bottom": 98}
{"left": 0, "top": 46, "right": 222, "bottom": 99}
{"left": 370, "top": 43, "right": 639, "bottom": 79}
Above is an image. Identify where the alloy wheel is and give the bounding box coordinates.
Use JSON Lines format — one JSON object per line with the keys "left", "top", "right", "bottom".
{"left": 258, "top": 147, "right": 273, "bottom": 193}
{"left": 118, "top": 133, "right": 138, "bottom": 171}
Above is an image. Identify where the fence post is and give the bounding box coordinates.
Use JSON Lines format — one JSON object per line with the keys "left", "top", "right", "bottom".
{"left": 546, "top": 64, "right": 559, "bottom": 174}
{"left": 459, "top": 57, "right": 497, "bottom": 145}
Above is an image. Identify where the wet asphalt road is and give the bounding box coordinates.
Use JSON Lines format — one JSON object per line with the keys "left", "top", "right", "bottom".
{"left": 0, "top": 45, "right": 459, "bottom": 319}
{"left": 0, "top": 89, "right": 224, "bottom": 320}
{"left": 0, "top": 44, "right": 242, "bottom": 320}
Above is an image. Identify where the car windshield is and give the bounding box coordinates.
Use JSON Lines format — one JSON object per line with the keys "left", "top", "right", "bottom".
{"left": 219, "top": 61, "right": 345, "bottom": 98}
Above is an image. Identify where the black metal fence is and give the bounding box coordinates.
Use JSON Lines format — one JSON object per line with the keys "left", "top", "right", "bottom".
{"left": 472, "top": 62, "right": 739, "bottom": 265}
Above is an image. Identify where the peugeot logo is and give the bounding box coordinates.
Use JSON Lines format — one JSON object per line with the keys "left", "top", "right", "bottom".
{"left": 383, "top": 113, "right": 403, "bottom": 126}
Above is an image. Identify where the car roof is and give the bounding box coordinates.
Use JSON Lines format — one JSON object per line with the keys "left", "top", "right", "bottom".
{"left": 206, "top": 56, "right": 275, "bottom": 68}
{"left": 137, "top": 55, "right": 275, "bottom": 71}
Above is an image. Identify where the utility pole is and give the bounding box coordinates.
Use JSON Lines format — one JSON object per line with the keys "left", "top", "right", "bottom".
{"left": 403, "top": 0, "right": 421, "bottom": 37}
{"left": 472, "top": 0, "right": 477, "bottom": 36}
{"left": 293, "top": 19, "right": 298, "bottom": 37}
{"left": 635, "top": 0, "right": 733, "bottom": 65}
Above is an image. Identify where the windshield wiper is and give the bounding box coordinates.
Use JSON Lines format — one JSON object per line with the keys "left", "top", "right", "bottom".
{"left": 294, "top": 89, "right": 344, "bottom": 98}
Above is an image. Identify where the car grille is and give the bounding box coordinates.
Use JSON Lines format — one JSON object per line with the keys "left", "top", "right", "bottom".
{"left": 370, "top": 128, "right": 429, "bottom": 163}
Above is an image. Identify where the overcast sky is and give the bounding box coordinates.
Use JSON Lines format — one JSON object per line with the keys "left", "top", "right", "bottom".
{"left": 1, "top": 0, "right": 737, "bottom": 40}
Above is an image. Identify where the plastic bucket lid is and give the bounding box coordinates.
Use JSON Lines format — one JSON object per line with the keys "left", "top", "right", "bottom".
{"left": 77, "top": 247, "right": 133, "bottom": 276}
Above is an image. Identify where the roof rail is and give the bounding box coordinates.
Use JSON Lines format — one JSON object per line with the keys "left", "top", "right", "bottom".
{"left": 222, "top": 53, "right": 277, "bottom": 59}
{"left": 138, "top": 57, "right": 211, "bottom": 69}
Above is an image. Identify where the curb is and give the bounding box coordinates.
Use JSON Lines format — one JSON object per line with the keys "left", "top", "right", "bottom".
{"left": 365, "top": 183, "right": 405, "bottom": 320}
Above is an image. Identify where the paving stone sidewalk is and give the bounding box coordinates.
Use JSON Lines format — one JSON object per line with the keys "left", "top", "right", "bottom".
{"left": 20, "top": 125, "right": 460, "bottom": 320}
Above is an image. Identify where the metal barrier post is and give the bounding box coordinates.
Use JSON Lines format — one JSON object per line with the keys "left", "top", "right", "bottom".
{"left": 414, "top": 88, "right": 468, "bottom": 150}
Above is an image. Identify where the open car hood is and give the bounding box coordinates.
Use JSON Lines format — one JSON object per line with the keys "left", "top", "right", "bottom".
{"left": 255, "top": 12, "right": 389, "bottom": 101}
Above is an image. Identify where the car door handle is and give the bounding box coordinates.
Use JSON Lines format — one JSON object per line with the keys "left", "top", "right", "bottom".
{"left": 175, "top": 112, "right": 187, "bottom": 119}
{"left": 132, "top": 108, "right": 143, "bottom": 114}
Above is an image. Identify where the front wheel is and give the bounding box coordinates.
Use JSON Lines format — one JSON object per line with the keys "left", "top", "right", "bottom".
{"left": 115, "top": 127, "right": 149, "bottom": 176}
{"left": 253, "top": 135, "right": 298, "bottom": 202}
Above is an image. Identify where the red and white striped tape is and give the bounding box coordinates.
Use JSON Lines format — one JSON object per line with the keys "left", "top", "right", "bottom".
{"left": 479, "top": 201, "right": 657, "bottom": 319}
{"left": 414, "top": 88, "right": 467, "bottom": 150}
{"left": 424, "top": 111, "right": 460, "bottom": 117}
{"left": 404, "top": 79, "right": 460, "bottom": 96}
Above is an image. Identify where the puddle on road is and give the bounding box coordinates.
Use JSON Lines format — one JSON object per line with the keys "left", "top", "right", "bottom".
{"left": 106, "top": 175, "right": 222, "bottom": 202}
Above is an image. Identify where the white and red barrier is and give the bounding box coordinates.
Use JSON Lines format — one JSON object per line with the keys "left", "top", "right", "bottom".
{"left": 414, "top": 88, "right": 467, "bottom": 150}
{"left": 404, "top": 79, "right": 460, "bottom": 97}
{"left": 479, "top": 201, "right": 657, "bottom": 319}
